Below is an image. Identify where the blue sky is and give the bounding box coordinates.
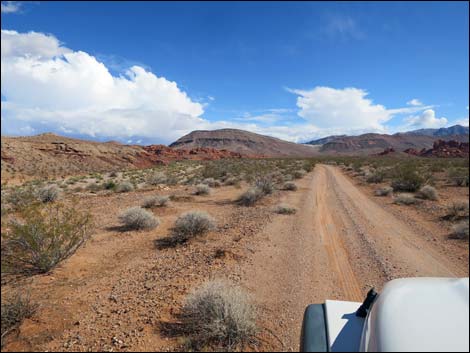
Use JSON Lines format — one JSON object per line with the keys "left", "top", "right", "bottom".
{"left": 1, "top": 1, "right": 468, "bottom": 144}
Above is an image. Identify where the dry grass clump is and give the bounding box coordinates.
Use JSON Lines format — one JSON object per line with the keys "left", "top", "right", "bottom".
{"left": 447, "top": 168, "right": 469, "bottom": 186}
{"left": 393, "top": 193, "right": 419, "bottom": 205}
{"left": 1, "top": 291, "right": 37, "bottom": 347}
{"left": 195, "top": 184, "right": 211, "bottom": 195}
{"left": 275, "top": 204, "right": 297, "bottom": 215}
{"left": 2, "top": 204, "right": 92, "bottom": 275}
{"left": 116, "top": 181, "right": 134, "bottom": 193}
{"left": 180, "top": 280, "right": 258, "bottom": 350}
{"left": 450, "top": 220, "right": 469, "bottom": 240}
{"left": 416, "top": 185, "right": 438, "bottom": 200}
{"left": 142, "top": 195, "right": 170, "bottom": 209}
{"left": 237, "top": 187, "right": 263, "bottom": 206}
{"left": 374, "top": 186, "right": 393, "bottom": 197}
{"left": 119, "top": 207, "right": 159, "bottom": 230}
{"left": 444, "top": 201, "right": 469, "bottom": 220}
{"left": 283, "top": 181, "right": 298, "bottom": 191}
{"left": 38, "top": 184, "right": 60, "bottom": 203}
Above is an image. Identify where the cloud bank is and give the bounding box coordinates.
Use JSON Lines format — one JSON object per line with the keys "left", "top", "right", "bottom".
{"left": 1, "top": 29, "right": 456, "bottom": 144}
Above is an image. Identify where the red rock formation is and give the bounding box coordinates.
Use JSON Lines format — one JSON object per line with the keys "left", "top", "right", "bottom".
{"left": 376, "top": 147, "right": 396, "bottom": 155}
{"left": 404, "top": 140, "right": 469, "bottom": 158}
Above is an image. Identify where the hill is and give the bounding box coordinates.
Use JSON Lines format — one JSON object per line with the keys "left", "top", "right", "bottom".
{"left": 170, "top": 128, "right": 319, "bottom": 157}
{"left": 0, "top": 133, "right": 246, "bottom": 182}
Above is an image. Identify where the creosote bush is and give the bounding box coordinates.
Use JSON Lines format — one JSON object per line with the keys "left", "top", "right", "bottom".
{"left": 391, "top": 165, "right": 424, "bottom": 192}
{"left": 119, "top": 207, "right": 159, "bottom": 230}
{"left": 38, "top": 184, "right": 60, "bottom": 203}
{"left": 283, "top": 181, "right": 297, "bottom": 191}
{"left": 2, "top": 203, "right": 92, "bottom": 275}
{"left": 195, "top": 184, "right": 211, "bottom": 195}
{"left": 237, "top": 187, "right": 263, "bottom": 206}
{"left": 170, "top": 211, "right": 215, "bottom": 244}
{"left": 142, "top": 195, "right": 169, "bottom": 209}
{"left": 1, "top": 291, "right": 37, "bottom": 347}
{"left": 375, "top": 186, "right": 393, "bottom": 197}
{"left": 181, "top": 280, "right": 258, "bottom": 350}
{"left": 116, "top": 181, "right": 134, "bottom": 193}
{"left": 393, "top": 193, "right": 419, "bottom": 205}
{"left": 417, "top": 185, "right": 438, "bottom": 201}
{"left": 366, "top": 170, "right": 384, "bottom": 184}
{"left": 275, "top": 204, "right": 297, "bottom": 215}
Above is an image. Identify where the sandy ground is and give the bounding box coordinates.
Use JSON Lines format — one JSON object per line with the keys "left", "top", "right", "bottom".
{"left": 2, "top": 165, "right": 468, "bottom": 352}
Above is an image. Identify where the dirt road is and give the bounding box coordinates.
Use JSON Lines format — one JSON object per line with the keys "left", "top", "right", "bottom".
{"left": 244, "top": 164, "right": 467, "bottom": 351}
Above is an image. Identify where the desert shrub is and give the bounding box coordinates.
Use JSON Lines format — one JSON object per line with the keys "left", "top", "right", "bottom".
{"left": 447, "top": 168, "right": 469, "bottom": 186}
{"left": 202, "top": 178, "right": 216, "bottom": 187}
{"left": 237, "top": 187, "right": 263, "bottom": 206}
{"left": 375, "top": 186, "right": 393, "bottom": 197}
{"left": 119, "top": 207, "right": 159, "bottom": 230}
{"left": 451, "top": 220, "right": 469, "bottom": 240}
{"left": 142, "top": 195, "right": 169, "bottom": 209}
{"left": 147, "top": 172, "right": 168, "bottom": 186}
{"left": 170, "top": 211, "right": 216, "bottom": 244}
{"left": 303, "top": 161, "right": 315, "bottom": 172}
{"left": 416, "top": 185, "right": 438, "bottom": 200}
{"left": 2, "top": 204, "right": 92, "bottom": 275}
{"left": 393, "top": 194, "right": 419, "bottom": 205}
{"left": 180, "top": 280, "right": 257, "bottom": 350}
{"left": 1, "top": 291, "right": 37, "bottom": 347}
{"left": 224, "top": 177, "right": 239, "bottom": 186}
{"left": 104, "top": 180, "right": 116, "bottom": 190}
{"left": 445, "top": 201, "right": 469, "bottom": 220}
{"left": 37, "top": 184, "right": 60, "bottom": 203}
{"left": 391, "top": 165, "right": 423, "bottom": 192}
{"left": 86, "top": 183, "right": 104, "bottom": 193}
{"left": 195, "top": 184, "right": 211, "bottom": 195}
{"left": 254, "top": 177, "right": 274, "bottom": 195}
{"left": 283, "top": 181, "right": 298, "bottom": 191}
{"left": 275, "top": 204, "right": 297, "bottom": 215}
{"left": 5, "top": 187, "right": 38, "bottom": 211}
{"left": 116, "top": 181, "right": 134, "bottom": 193}
{"left": 293, "top": 169, "right": 307, "bottom": 179}
{"left": 109, "top": 171, "right": 118, "bottom": 178}
{"left": 366, "top": 170, "right": 384, "bottom": 183}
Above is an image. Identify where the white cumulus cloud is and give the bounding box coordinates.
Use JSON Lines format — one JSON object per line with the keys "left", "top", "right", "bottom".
{"left": 404, "top": 109, "right": 448, "bottom": 129}
{"left": 1, "top": 29, "right": 206, "bottom": 142}
{"left": 407, "top": 98, "right": 423, "bottom": 106}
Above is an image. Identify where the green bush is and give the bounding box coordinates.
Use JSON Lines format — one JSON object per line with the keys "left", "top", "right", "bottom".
{"left": 391, "top": 165, "right": 423, "bottom": 192}
{"left": 447, "top": 168, "right": 469, "bottom": 186}
{"left": 2, "top": 203, "right": 92, "bottom": 275}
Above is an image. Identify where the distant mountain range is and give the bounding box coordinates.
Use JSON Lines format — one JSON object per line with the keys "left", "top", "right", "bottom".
{"left": 403, "top": 124, "right": 469, "bottom": 137}
{"left": 302, "top": 124, "right": 469, "bottom": 154}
